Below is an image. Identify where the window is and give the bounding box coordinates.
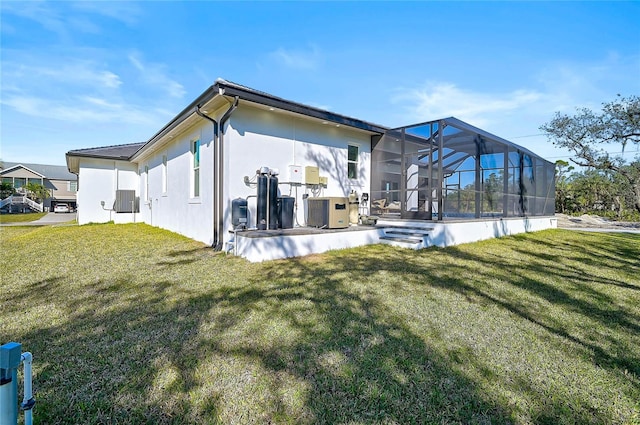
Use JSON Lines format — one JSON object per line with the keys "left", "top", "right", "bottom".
{"left": 68, "top": 181, "right": 78, "bottom": 192}
{"left": 348, "top": 145, "right": 358, "bottom": 179}
{"left": 191, "top": 139, "right": 200, "bottom": 197}
{"left": 162, "top": 154, "right": 168, "bottom": 194}
{"left": 144, "top": 165, "right": 149, "bottom": 201}
{"left": 14, "top": 178, "right": 26, "bottom": 189}
{"left": 28, "top": 178, "right": 42, "bottom": 186}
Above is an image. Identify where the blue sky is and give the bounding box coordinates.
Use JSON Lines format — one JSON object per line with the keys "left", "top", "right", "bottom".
{"left": 1, "top": 1, "right": 639, "bottom": 166}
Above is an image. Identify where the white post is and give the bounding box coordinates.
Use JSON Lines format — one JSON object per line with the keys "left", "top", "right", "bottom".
{"left": 20, "top": 353, "right": 34, "bottom": 425}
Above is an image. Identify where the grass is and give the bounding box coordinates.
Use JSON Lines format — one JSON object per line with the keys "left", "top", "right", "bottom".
{"left": 1, "top": 224, "right": 639, "bottom": 424}
{"left": 0, "top": 212, "right": 47, "bottom": 223}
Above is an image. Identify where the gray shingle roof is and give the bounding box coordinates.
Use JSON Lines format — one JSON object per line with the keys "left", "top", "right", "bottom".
{"left": 1, "top": 162, "right": 77, "bottom": 181}
{"left": 66, "top": 142, "right": 145, "bottom": 160}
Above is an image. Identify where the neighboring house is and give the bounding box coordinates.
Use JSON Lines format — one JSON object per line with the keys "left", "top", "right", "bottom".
{"left": 1, "top": 162, "right": 77, "bottom": 212}
{"left": 66, "top": 79, "right": 556, "bottom": 261}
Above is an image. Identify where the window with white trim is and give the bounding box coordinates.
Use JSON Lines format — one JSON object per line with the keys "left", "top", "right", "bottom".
{"left": 347, "top": 145, "right": 358, "bottom": 179}
{"left": 68, "top": 181, "right": 78, "bottom": 192}
{"left": 191, "top": 139, "right": 200, "bottom": 197}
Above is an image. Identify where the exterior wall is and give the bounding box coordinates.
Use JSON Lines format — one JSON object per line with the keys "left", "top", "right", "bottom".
{"left": 222, "top": 104, "right": 372, "bottom": 247}
{"left": 48, "top": 178, "right": 77, "bottom": 201}
{"left": 76, "top": 158, "right": 138, "bottom": 224}
{"left": 236, "top": 229, "right": 381, "bottom": 262}
{"left": 70, "top": 103, "right": 372, "bottom": 248}
{"left": 1, "top": 168, "right": 42, "bottom": 180}
{"left": 136, "top": 120, "right": 216, "bottom": 245}
{"left": 236, "top": 216, "right": 558, "bottom": 262}
{"left": 1, "top": 168, "right": 44, "bottom": 191}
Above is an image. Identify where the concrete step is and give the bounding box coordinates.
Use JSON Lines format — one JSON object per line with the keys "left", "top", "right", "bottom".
{"left": 379, "top": 225, "right": 434, "bottom": 232}
{"left": 379, "top": 235, "right": 422, "bottom": 244}
{"left": 384, "top": 230, "right": 431, "bottom": 238}
{"left": 378, "top": 225, "right": 432, "bottom": 249}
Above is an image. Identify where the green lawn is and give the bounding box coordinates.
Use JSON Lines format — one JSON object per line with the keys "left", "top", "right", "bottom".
{"left": 1, "top": 224, "right": 639, "bottom": 424}
{"left": 0, "top": 212, "right": 46, "bottom": 223}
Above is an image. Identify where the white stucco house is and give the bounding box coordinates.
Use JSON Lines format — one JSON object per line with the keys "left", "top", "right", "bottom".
{"left": 67, "top": 79, "right": 556, "bottom": 261}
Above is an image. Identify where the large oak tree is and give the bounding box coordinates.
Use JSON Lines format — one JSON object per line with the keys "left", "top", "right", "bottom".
{"left": 540, "top": 95, "right": 640, "bottom": 213}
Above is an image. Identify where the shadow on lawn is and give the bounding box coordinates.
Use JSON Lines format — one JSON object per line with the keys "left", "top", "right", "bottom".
{"left": 5, "top": 228, "right": 639, "bottom": 424}
{"left": 415, "top": 232, "right": 640, "bottom": 376}
{"left": 9, "top": 251, "right": 510, "bottom": 424}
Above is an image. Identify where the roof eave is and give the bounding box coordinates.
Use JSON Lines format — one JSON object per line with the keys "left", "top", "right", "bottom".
{"left": 217, "top": 81, "right": 388, "bottom": 134}
{"left": 130, "top": 85, "right": 219, "bottom": 161}
{"left": 131, "top": 81, "right": 388, "bottom": 161}
{"left": 0, "top": 164, "right": 46, "bottom": 178}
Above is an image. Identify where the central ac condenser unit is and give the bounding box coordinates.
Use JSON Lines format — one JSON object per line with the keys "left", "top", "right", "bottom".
{"left": 307, "top": 197, "right": 349, "bottom": 228}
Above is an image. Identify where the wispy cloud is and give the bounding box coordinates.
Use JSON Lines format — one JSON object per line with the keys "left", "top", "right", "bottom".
{"left": 1, "top": 54, "right": 176, "bottom": 128}
{"left": 392, "top": 82, "right": 543, "bottom": 127}
{"left": 71, "top": 1, "right": 142, "bottom": 26}
{"left": 0, "top": 1, "right": 141, "bottom": 40}
{"left": 391, "top": 53, "right": 640, "bottom": 132}
{"left": 270, "top": 45, "right": 322, "bottom": 70}
{"left": 388, "top": 54, "right": 640, "bottom": 160}
{"left": 2, "top": 94, "right": 168, "bottom": 125}
{"left": 128, "top": 52, "right": 186, "bottom": 98}
{"left": 1, "top": 1, "right": 71, "bottom": 41}
{"left": 3, "top": 59, "right": 122, "bottom": 90}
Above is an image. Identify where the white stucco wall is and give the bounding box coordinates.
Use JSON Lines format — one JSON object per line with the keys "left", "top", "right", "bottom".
{"left": 222, "top": 104, "right": 373, "bottom": 247}
{"left": 136, "top": 121, "right": 216, "bottom": 245}
{"left": 75, "top": 102, "right": 375, "bottom": 249}
{"left": 76, "top": 158, "right": 138, "bottom": 224}
{"left": 236, "top": 216, "right": 558, "bottom": 262}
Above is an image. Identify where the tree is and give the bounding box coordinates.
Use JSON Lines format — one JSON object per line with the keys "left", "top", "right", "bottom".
{"left": 567, "top": 169, "right": 616, "bottom": 213}
{"left": 483, "top": 172, "right": 502, "bottom": 212}
{"left": 540, "top": 95, "right": 640, "bottom": 213}
{"left": 24, "top": 182, "right": 50, "bottom": 203}
{"left": 554, "top": 160, "right": 574, "bottom": 213}
{"left": 0, "top": 182, "right": 13, "bottom": 199}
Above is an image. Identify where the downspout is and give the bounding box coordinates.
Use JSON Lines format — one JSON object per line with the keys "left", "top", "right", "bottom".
{"left": 196, "top": 95, "right": 239, "bottom": 251}
{"left": 195, "top": 107, "right": 220, "bottom": 248}
{"left": 216, "top": 96, "right": 239, "bottom": 250}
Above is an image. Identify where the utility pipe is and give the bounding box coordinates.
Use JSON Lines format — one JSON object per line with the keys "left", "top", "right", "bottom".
{"left": 215, "top": 96, "right": 239, "bottom": 250}
{"left": 196, "top": 95, "right": 238, "bottom": 251}
{"left": 20, "top": 353, "right": 34, "bottom": 425}
{"left": 195, "top": 106, "right": 220, "bottom": 248}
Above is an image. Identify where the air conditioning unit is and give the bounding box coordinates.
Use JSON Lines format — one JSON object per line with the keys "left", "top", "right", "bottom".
{"left": 115, "top": 190, "right": 139, "bottom": 213}
{"left": 307, "top": 197, "right": 349, "bottom": 229}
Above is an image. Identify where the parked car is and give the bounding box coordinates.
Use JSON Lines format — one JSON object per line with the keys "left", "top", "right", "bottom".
{"left": 54, "top": 203, "right": 70, "bottom": 213}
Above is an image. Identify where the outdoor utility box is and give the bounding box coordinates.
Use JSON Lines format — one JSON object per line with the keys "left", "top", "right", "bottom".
{"left": 307, "top": 197, "right": 349, "bottom": 229}
{"left": 277, "top": 196, "right": 295, "bottom": 229}
{"left": 288, "top": 165, "right": 303, "bottom": 184}
{"left": 0, "top": 342, "right": 22, "bottom": 374}
{"left": 318, "top": 176, "right": 328, "bottom": 187}
{"left": 232, "top": 198, "right": 248, "bottom": 229}
{"left": 1, "top": 342, "right": 22, "bottom": 425}
{"left": 305, "top": 166, "right": 320, "bottom": 185}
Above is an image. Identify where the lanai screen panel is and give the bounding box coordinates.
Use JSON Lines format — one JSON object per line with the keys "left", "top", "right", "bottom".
{"left": 371, "top": 118, "right": 555, "bottom": 220}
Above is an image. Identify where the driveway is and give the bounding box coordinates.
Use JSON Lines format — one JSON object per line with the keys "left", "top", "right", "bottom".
{"left": 0, "top": 212, "right": 77, "bottom": 226}
{"left": 555, "top": 213, "right": 640, "bottom": 234}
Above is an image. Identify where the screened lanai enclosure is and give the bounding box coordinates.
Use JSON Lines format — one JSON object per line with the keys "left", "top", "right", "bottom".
{"left": 370, "top": 117, "right": 555, "bottom": 220}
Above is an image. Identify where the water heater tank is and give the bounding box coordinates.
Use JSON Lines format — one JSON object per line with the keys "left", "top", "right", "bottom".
{"left": 257, "top": 174, "right": 268, "bottom": 230}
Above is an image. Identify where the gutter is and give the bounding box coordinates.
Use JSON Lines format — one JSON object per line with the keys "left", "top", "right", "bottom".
{"left": 196, "top": 95, "right": 239, "bottom": 251}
